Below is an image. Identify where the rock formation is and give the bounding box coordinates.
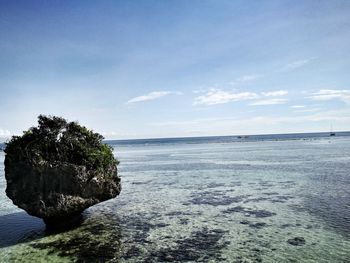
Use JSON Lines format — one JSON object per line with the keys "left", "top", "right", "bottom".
{"left": 4, "top": 115, "right": 121, "bottom": 227}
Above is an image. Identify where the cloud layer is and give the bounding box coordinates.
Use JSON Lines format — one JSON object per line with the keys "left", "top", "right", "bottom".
{"left": 280, "top": 59, "right": 311, "bottom": 71}
{"left": 193, "top": 89, "right": 259, "bottom": 105}
{"left": 262, "top": 90, "right": 288, "bottom": 97}
{"left": 194, "top": 89, "right": 288, "bottom": 106}
{"left": 309, "top": 89, "right": 350, "bottom": 104}
{"left": 127, "top": 91, "right": 181, "bottom": 104}
{"left": 249, "top": 98, "right": 288, "bottom": 106}
{"left": 230, "top": 74, "right": 263, "bottom": 85}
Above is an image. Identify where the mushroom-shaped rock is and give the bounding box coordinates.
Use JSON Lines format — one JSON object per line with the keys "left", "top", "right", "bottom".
{"left": 4, "top": 115, "right": 121, "bottom": 227}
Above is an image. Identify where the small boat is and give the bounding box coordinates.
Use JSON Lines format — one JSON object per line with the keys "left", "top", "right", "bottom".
{"left": 330, "top": 124, "right": 335, "bottom": 136}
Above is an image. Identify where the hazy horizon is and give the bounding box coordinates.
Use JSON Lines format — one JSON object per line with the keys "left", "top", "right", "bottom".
{"left": 1, "top": 1, "right": 350, "bottom": 140}
{"left": 1, "top": 130, "right": 350, "bottom": 144}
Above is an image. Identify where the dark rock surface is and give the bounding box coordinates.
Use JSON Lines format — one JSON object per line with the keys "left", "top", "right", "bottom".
{"left": 5, "top": 159, "right": 121, "bottom": 226}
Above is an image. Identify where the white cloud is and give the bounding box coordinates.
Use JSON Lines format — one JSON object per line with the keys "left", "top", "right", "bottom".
{"left": 277, "top": 58, "right": 316, "bottom": 72}
{"left": 249, "top": 98, "right": 288, "bottom": 106}
{"left": 262, "top": 90, "right": 288, "bottom": 97}
{"left": 290, "top": 105, "right": 305, "bottom": 109}
{"left": 193, "top": 89, "right": 259, "bottom": 106}
{"left": 193, "top": 89, "right": 291, "bottom": 106}
{"left": 0, "top": 129, "right": 11, "bottom": 138}
{"left": 308, "top": 89, "right": 350, "bottom": 104}
{"left": 293, "top": 108, "right": 321, "bottom": 113}
{"left": 229, "top": 74, "right": 263, "bottom": 85}
{"left": 126, "top": 91, "right": 181, "bottom": 104}
{"left": 236, "top": 74, "right": 262, "bottom": 83}
{"left": 249, "top": 90, "right": 289, "bottom": 105}
{"left": 192, "top": 89, "right": 207, "bottom": 94}
{"left": 280, "top": 59, "right": 312, "bottom": 71}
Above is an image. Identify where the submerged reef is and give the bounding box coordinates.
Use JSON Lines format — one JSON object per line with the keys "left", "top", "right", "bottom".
{"left": 287, "top": 237, "right": 306, "bottom": 246}
{"left": 4, "top": 115, "right": 121, "bottom": 227}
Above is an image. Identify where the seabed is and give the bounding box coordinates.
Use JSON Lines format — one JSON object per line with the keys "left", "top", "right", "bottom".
{"left": 0, "top": 137, "right": 350, "bottom": 262}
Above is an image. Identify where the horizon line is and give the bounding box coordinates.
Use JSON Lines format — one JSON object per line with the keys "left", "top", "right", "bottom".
{"left": 1, "top": 130, "right": 349, "bottom": 144}
{"left": 103, "top": 130, "right": 350, "bottom": 142}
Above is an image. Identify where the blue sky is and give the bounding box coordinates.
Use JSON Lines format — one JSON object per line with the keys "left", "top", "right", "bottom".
{"left": 1, "top": 0, "right": 350, "bottom": 140}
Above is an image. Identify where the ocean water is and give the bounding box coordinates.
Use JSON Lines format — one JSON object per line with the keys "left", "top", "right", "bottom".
{"left": 0, "top": 133, "right": 350, "bottom": 262}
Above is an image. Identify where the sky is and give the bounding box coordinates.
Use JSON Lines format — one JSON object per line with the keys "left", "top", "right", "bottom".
{"left": 1, "top": 0, "right": 350, "bottom": 140}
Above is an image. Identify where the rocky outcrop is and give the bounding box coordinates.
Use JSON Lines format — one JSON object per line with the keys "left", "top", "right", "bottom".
{"left": 5, "top": 159, "right": 121, "bottom": 226}
{"left": 4, "top": 115, "right": 121, "bottom": 228}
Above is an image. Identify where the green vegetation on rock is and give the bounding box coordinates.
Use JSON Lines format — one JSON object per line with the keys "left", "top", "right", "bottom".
{"left": 5, "top": 115, "right": 118, "bottom": 171}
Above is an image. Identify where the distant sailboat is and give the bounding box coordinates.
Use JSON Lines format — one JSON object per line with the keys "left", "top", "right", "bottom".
{"left": 330, "top": 124, "right": 335, "bottom": 136}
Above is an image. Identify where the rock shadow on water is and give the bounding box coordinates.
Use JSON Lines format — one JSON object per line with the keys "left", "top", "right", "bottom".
{"left": 0, "top": 211, "right": 46, "bottom": 248}
{"left": 0, "top": 210, "right": 102, "bottom": 249}
{"left": 31, "top": 214, "right": 123, "bottom": 262}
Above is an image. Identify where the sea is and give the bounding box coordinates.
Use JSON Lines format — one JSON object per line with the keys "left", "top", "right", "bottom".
{"left": 0, "top": 132, "right": 350, "bottom": 262}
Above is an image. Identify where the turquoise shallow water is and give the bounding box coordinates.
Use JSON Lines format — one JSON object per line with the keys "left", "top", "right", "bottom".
{"left": 0, "top": 135, "right": 350, "bottom": 262}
